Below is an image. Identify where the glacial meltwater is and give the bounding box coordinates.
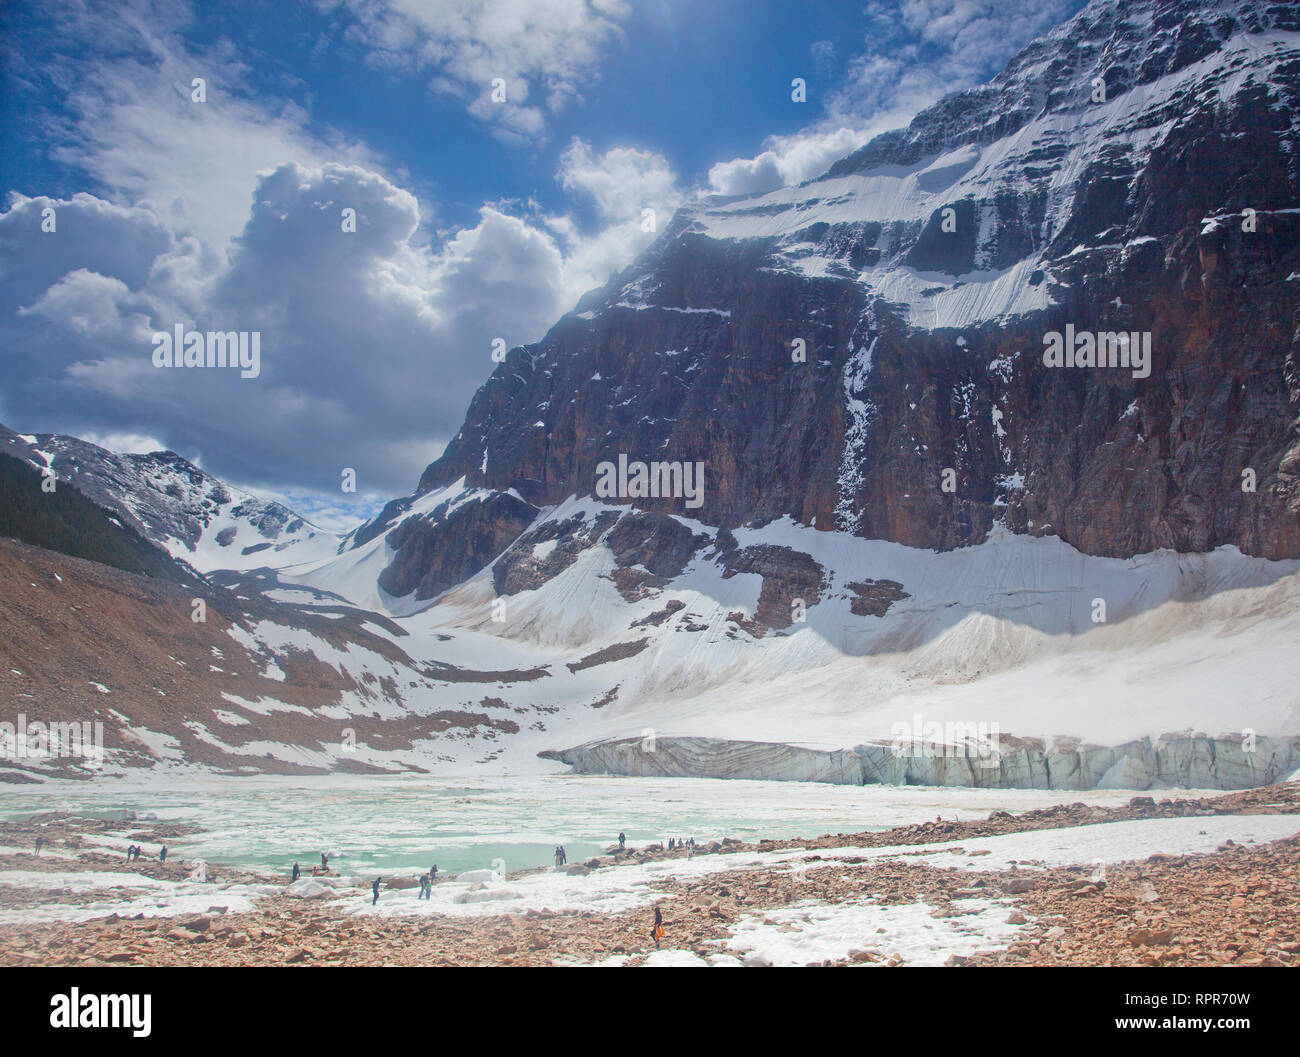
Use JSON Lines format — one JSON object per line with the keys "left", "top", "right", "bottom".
{"left": 0, "top": 773, "right": 1143, "bottom": 880}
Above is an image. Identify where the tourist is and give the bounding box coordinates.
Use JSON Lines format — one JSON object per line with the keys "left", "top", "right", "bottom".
{"left": 651, "top": 906, "right": 664, "bottom": 949}
{"left": 292, "top": 862, "right": 300, "bottom": 881}
{"left": 372, "top": 877, "right": 382, "bottom": 905}
{"left": 159, "top": 845, "right": 167, "bottom": 863}
{"left": 430, "top": 864, "right": 438, "bottom": 882}
{"left": 34, "top": 836, "right": 44, "bottom": 856}
{"left": 618, "top": 831, "right": 626, "bottom": 850}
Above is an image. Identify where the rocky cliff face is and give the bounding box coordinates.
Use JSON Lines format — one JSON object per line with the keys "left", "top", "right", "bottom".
{"left": 362, "top": 0, "right": 1300, "bottom": 603}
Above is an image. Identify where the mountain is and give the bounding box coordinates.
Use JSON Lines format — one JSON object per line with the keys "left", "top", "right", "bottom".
{"left": 0, "top": 425, "right": 342, "bottom": 573}
{"left": 0, "top": 452, "right": 199, "bottom": 585}
{"left": 5, "top": 0, "right": 1300, "bottom": 787}
{"left": 249, "top": 0, "right": 1300, "bottom": 788}
{"left": 346, "top": 0, "right": 1300, "bottom": 620}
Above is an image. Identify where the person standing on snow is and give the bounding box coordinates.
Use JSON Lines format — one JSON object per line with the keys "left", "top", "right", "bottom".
{"left": 372, "top": 877, "right": 382, "bottom": 906}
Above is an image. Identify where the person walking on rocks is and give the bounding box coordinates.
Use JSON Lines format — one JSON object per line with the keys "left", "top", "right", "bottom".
{"left": 321, "top": 852, "right": 330, "bottom": 871}
{"left": 33, "top": 836, "right": 44, "bottom": 856}
{"left": 651, "top": 906, "right": 664, "bottom": 950}
{"left": 618, "top": 832, "right": 626, "bottom": 851}
{"left": 430, "top": 864, "right": 438, "bottom": 882}
{"left": 159, "top": 845, "right": 167, "bottom": 863}
{"left": 372, "top": 877, "right": 382, "bottom": 906}
{"left": 559, "top": 845, "right": 567, "bottom": 866}
{"left": 292, "top": 862, "right": 301, "bottom": 882}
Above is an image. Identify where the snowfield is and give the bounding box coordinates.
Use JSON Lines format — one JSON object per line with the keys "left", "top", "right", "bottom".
{"left": 259, "top": 494, "right": 1300, "bottom": 773}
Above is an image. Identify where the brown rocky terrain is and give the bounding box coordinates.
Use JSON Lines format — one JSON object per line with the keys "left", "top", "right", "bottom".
{"left": 0, "top": 538, "right": 527, "bottom": 778}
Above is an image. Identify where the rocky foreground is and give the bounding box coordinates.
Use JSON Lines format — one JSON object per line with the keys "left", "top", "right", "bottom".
{"left": 2, "top": 784, "right": 1298, "bottom": 967}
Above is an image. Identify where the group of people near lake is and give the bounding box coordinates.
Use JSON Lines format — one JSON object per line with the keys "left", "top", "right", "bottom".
{"left": 618, "top": 833, "right": 696, "bottom": 854}
{"left": 291, "top": 830, "right": 695, "bottom": 927}
{"left": 362, "top": 864, "right": 439, "bottom": 904}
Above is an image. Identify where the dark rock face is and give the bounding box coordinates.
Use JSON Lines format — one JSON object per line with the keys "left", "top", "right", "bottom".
{"left": 607, "top": 512, "right": 710, "bottom": 578}
{"left": 370, "top": 0, "right": 1300, "bottom": 604}
{"left": 378, "top": 491, "right": 537, "bottom": 601}
{"left": 718, "top": 544, "right": 828, "bottom": 630}
{"left": 845, "top": 579, "right": 910, "bottom": 618}
{"left": 493, "top": 511, "right": 617, "bottom": 595}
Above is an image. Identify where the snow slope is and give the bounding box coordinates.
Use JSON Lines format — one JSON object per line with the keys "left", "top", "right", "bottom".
{"left": 262, "top": 496, "right": 1300, "bottom": 772}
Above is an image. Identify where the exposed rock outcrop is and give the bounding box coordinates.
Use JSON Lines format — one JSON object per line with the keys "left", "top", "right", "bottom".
{"left": 379, "top": 491, "right": 537, "bottom": 601}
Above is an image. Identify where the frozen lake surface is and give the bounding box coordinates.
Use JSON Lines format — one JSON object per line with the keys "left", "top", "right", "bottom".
{"left": 0, "top": 773, "right": 1148, "bottom": 879}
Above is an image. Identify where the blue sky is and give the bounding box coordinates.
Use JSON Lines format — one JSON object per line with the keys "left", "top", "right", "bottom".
{"left": 0, "top": 0, "right": 1084, "bottom": 531}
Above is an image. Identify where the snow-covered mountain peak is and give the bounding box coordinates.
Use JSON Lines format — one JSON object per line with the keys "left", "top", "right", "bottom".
{"left": 0, "top": 425, "right": 342, "bottom": 573}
